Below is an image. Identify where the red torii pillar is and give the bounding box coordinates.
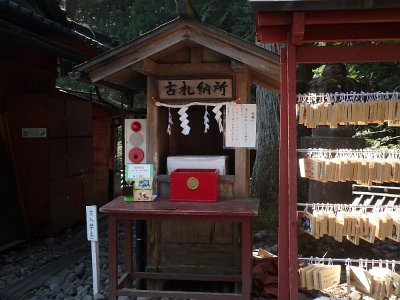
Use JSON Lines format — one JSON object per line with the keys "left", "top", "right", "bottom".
{"left": 279, "top": 43, "right": 298, "bottom": 300}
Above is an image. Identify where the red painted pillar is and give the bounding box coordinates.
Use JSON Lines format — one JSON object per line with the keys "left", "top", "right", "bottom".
{"left": 287, "top": 43, "right": 299, "bottom": 299}
{"left": 278, "top": 47, "right": 290, "bottom": 299}
{"left": 279, "top": 44, "right": 298, "bottom": 299}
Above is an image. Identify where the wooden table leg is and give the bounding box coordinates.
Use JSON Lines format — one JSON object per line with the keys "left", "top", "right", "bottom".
{"left": 124, "top": 220, "right": 133, "bottom": 287}
{"left": 241, "top": 218, "right": 252, "bottom": 300}
{"left": 108, "top": 215, "right": 118, "bottom": 300}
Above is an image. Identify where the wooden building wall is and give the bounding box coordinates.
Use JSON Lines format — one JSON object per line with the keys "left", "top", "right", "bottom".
{"left": 92, "top": 106, "right": 114, "bottom": 205}
{"left": 0, "top": 40, "right": 113, "bottom": 243}
{"left": 0, "top": 43, "right": 55, "bottom": 244}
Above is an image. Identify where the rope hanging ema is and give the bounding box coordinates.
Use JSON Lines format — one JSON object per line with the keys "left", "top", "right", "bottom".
{"left": 151, "top": 96, "right": 240, "bottom": 135}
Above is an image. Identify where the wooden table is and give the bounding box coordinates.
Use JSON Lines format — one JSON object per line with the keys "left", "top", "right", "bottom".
{"left": 100, "top": 196, "right": 260, "bottom": 300}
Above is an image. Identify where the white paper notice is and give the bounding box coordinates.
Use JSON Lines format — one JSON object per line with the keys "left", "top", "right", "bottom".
{"left": 225, "top": 104, "right": 257, "bottom": 148}
{"left": 127, "top": 164, "right": 153, "bottom": 179}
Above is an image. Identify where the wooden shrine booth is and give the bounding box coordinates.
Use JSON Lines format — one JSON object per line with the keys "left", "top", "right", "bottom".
{"left": 249, "top": 0, "right": 400, "bottom": 299}
{"left": 75, "top": 13, "right": 280, "bottom": 298}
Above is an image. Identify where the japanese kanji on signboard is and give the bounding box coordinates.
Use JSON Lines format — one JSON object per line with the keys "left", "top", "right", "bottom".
{"left": 157, "top": 79, "right": 233, "bottom": 100}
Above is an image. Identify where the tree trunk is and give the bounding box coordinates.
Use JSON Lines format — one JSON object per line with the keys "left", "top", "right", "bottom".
{"left": 250, "top": 43, "right": 282, "bottom": 207}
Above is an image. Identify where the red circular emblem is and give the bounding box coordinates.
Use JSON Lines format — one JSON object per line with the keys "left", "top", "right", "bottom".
{"left": 128, "top": 147, "right": 144, "bottom": 163}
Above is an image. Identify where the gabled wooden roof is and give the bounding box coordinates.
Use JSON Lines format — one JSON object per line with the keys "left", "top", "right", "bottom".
{"left": 74, "top": 17, "right": 281, "bottom": 93}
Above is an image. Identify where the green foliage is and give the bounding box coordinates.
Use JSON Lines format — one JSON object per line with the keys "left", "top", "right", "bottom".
{"left": 354, "top": 123, "right": 400, "bottom": 149}
{"left": 307, "top": 42, "right": 400, "bottom": 150}
{"left": 124, "top": 0, "right": 177, "bottom": 41}
{"left": 64, "top": 0, "right": 177, "bottom": 42}
{"left": 191, "top": 0, "right": 254, "bottom": 42}
{"left": 348, "top": 62, "right": 400, "bottom": 91}
{"left": 64, "top": 0, "right": 254, "bottom": 42}
{"left": 56, "top": 75, "right": 93, "bottom": 92}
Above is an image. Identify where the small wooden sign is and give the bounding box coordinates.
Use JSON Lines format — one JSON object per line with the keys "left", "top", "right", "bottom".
{"left": 318, "top": 265, "right": 341, "bottom": 290}
{"left": 22, "top": 128, "right": 47, "bottom": 138}
{"left": 86, "top": 205, "right": 98, "bottom": 242}
{"left": 157, "top": 78, "right": 233, "bottom": 100}
{"left": 349, "top": 266, "right": 373, "bottom": 294}
{"left": 298, "top": 211, "right": 315, "bottom": 236}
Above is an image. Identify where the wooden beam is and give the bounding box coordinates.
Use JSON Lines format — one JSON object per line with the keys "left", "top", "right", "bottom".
{"left": 131, "top": 58, "right": 158, "bottom": 75}
{"left": 156, "top": 62, "right": 233, "bottom": 76}
{"left": 292, "top": 12, "right": 305, "bottom": 46}
{"left": 297, "top": 44, "right": 400, "bottom": 63}
{"left": 255, "top": 9, "right": 400, "bottom": 27}
{"left": 186, "top": 28, "right": 280, "bottom": 89}
{"left": 251, "top": 1, "right": 400, "bottom": 12}
{"left": 95, "top": 79, "right": 137, "bottom": 95}
{"left": 303, "top": 23, "right": 400, "bottom": 42}
{"left": 256, "top": 11, "right": 292, "bottom": 27}
{"left": 230, "top": 60, "right": 247, "bottom": 73}
{"left": 305, "top": 9, "right": 400, "bottom": 25}
{"left": 87, "top": 26, "right": 187, "bottom": 83}
{"left": 256, "top": 26, "right": 290, "bottom": 43}
{"left": 251, "top": 74, "right": 280, "bottom": 94}
{"left": 257, "top": 22, "right": 400, "bottom": 44}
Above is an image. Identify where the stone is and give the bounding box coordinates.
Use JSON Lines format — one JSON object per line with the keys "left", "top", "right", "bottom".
{"left": 63, "top": 284, "right": 77, "bottom": 295}
{"left": 50, "top": 283, "right": 61, "bottom": 293}
{"left": 348, "top": 291, "right": 362, "bottom": 300}
{"left": 46, "top": 275, "right": 63, "bottom": 287}
{"left": 267, "top": 244, "right": 278, "bottom": 253}
{"left": 75, "top": 262, "right": 86, "bottom": 278}
{"left": 77, "top": 285, "right": 91, "bottom": 298}
{"left": 94, "top": 293, "right": 105, "bottom": 300}
{"left": 64, "top": 272, "right": 76, "bottom": 283}
{"left": 298, "top": 292, "right": 312, "bottom": 300}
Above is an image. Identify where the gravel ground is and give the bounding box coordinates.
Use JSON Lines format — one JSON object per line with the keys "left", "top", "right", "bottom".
{"left": 2, "top": 218, "right": 397, "bottom": 300}
{"left": 0, "top": 218, "right": 279, "bottom": 300}
{"left": 0, "top": 217, "right": 112, "bottom": 300}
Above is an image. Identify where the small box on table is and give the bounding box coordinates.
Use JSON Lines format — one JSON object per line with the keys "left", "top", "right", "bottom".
{"left": 170, "top": 169, "right": 219, "bottom": 202}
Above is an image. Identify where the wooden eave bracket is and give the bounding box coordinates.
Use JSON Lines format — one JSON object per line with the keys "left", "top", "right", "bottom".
{"left": 292, "top": 12, "right": 305, "bottom": 46}
{"left": 231, "top": 60, "right": 248, "bottom": 73}
{"left": 131, "top": 58, "right": 158, "bottom": 75}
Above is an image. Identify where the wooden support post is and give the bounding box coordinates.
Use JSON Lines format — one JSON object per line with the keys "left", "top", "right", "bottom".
{"left": 278, "top": 47, "right": 290, "bottom": 299}
{"left": 108, "top": 215, "right": 118, "bottom": 300}
{"left": 146, "top": 75, "right": 159, "bottom": 173}
{"left": 287, "top": 43, "right": 298, "bottom": 299}
{"left": 234, "top": 70, "right": 251, "bottom": 197}
{"left": 279, "top": 44, "right": 299, "bottom": 300}
{"left": 124, "top": 220, "right": 133, "bottom": 287}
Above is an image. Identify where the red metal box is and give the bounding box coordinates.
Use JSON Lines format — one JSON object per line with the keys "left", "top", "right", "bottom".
{"left": 170, "top": 169, "right": 219, "bottom": 202}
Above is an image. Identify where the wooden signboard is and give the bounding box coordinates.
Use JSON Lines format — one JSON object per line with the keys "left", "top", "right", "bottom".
{"left": 157, "top": 78, "right": 233, "bottom": 100}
